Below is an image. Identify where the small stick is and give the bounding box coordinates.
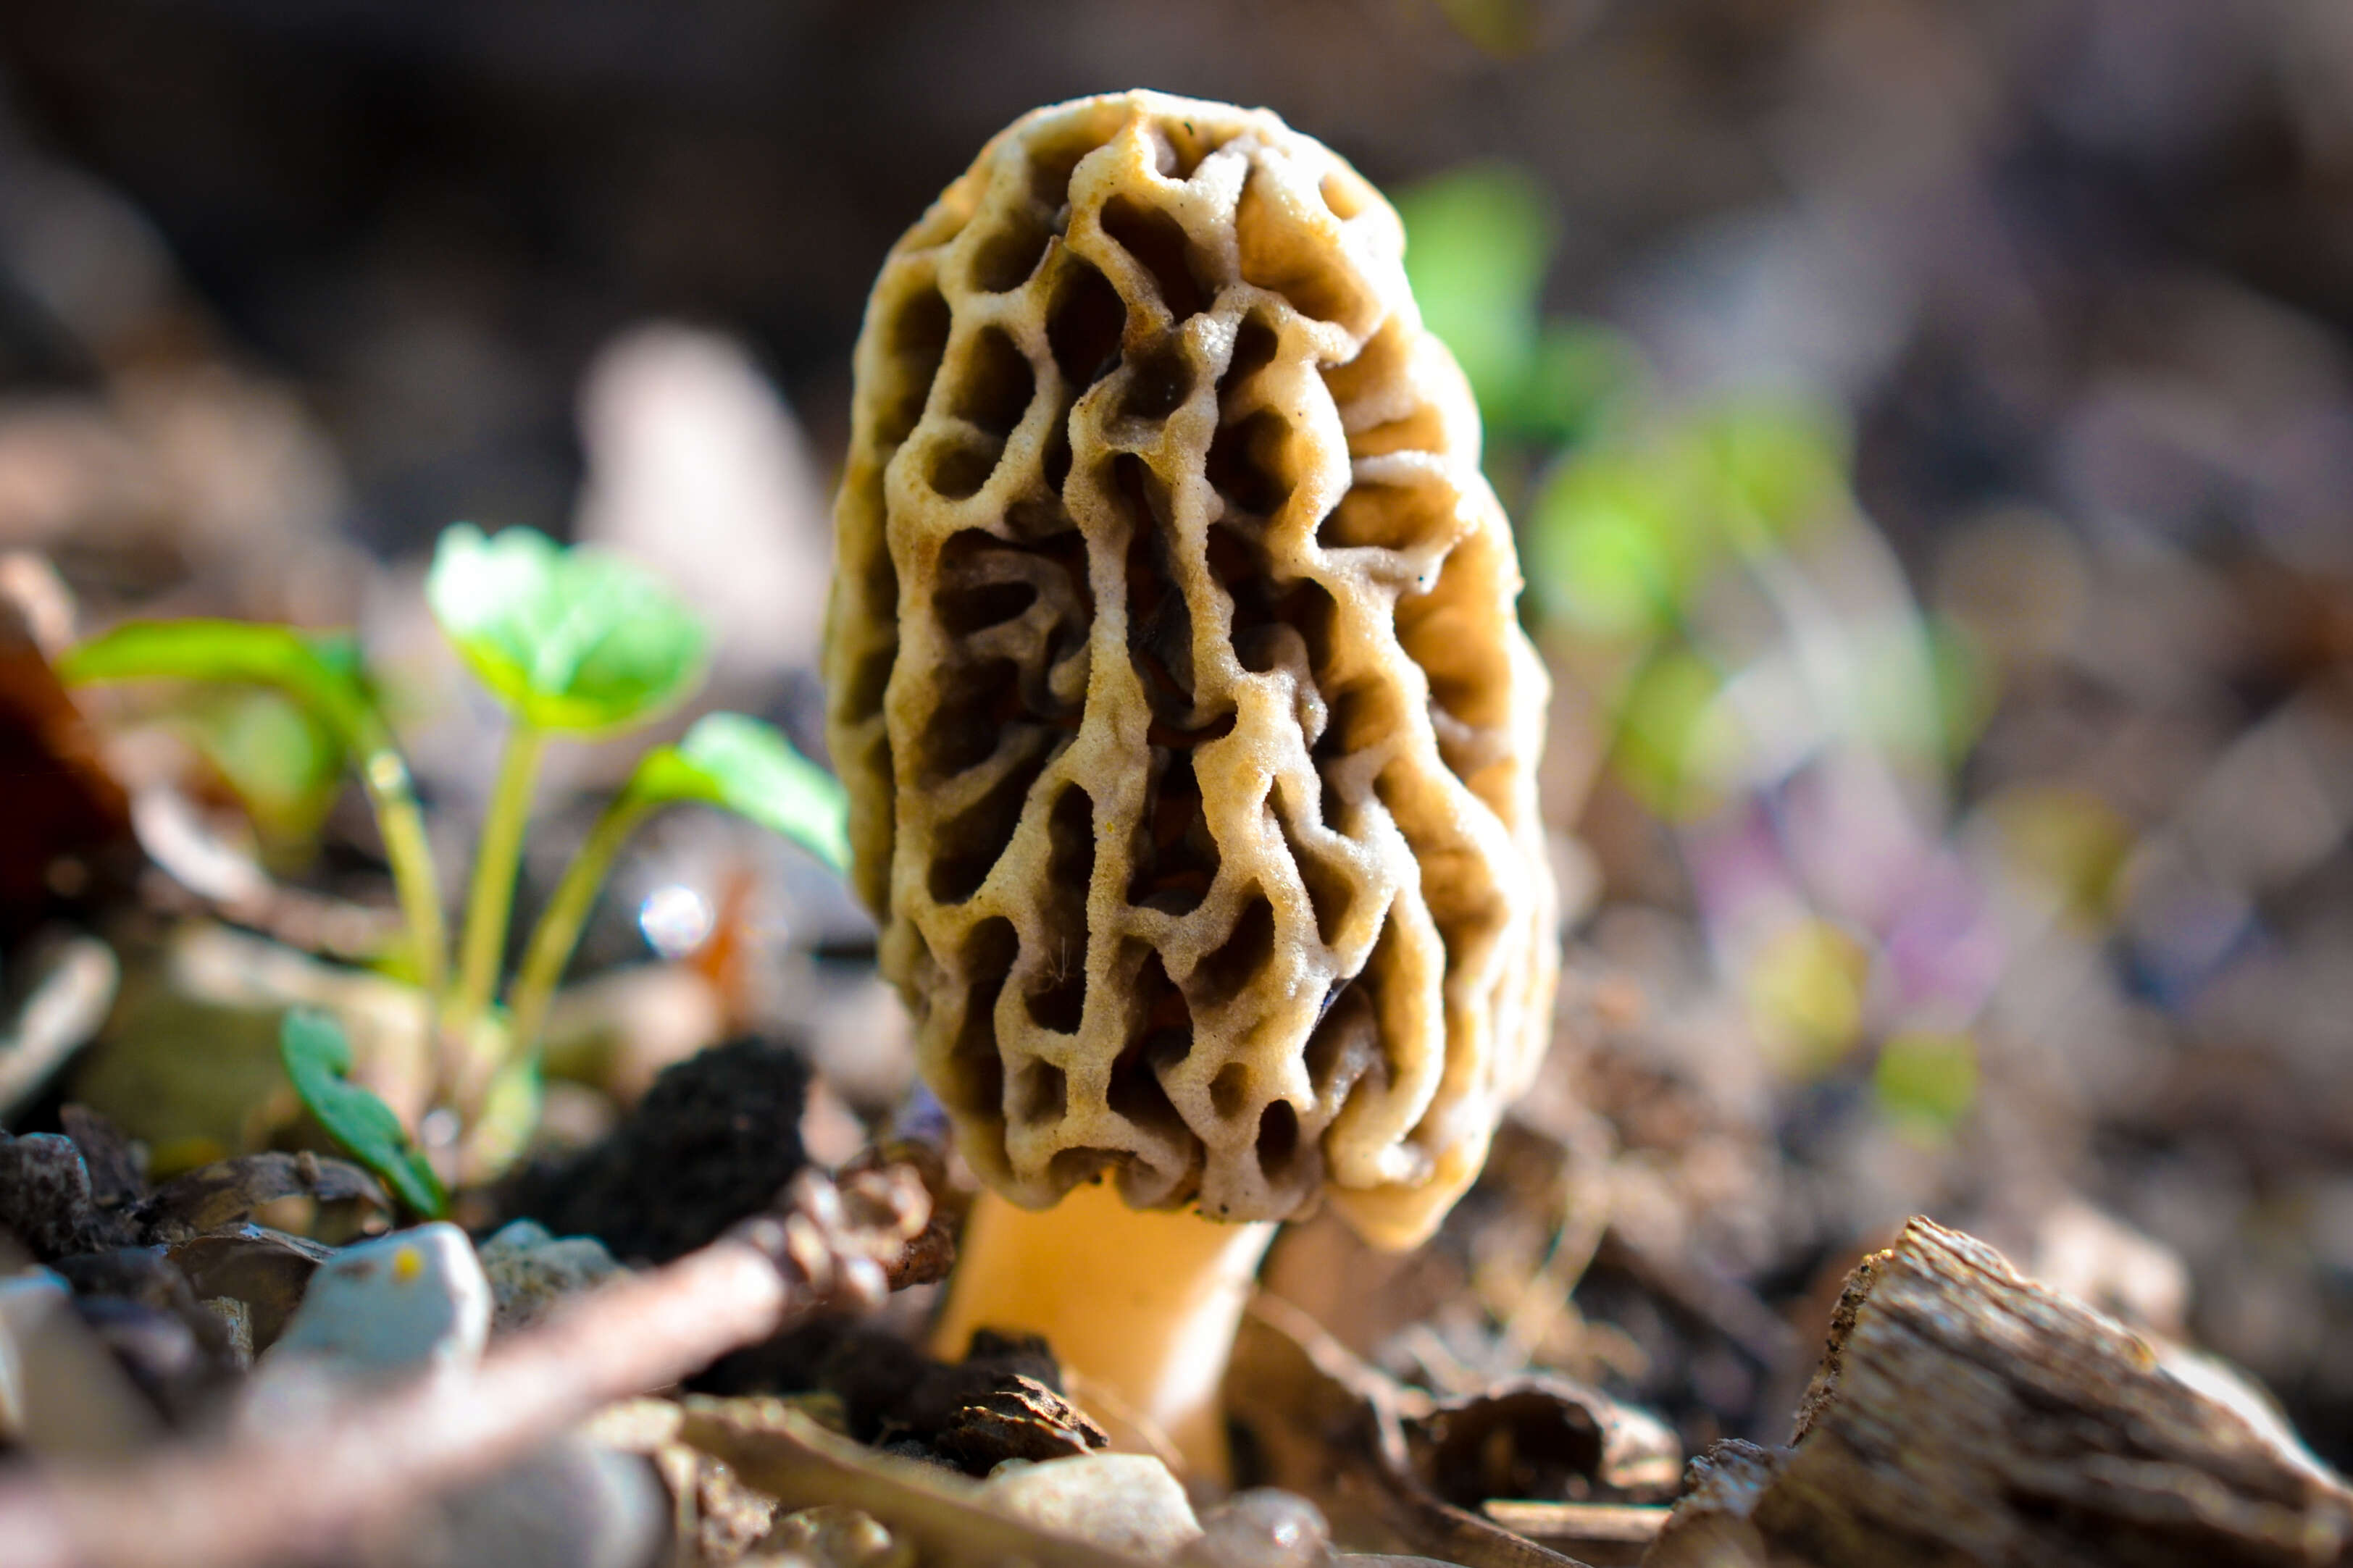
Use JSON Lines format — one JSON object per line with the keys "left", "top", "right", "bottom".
{"left": 0, "top": 1165, "right": 946, "bottom": 1568}
{"left": 1481, "top": 1500, "right": 1671, "bottom": 1548}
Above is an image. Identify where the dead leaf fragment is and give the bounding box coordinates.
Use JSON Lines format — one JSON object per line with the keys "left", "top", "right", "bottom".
{"left": 164, "top": 1223, "right": 333, "bottom": 1352}
{"left": 143, "top": 1150, "right": 388, "bottom": 1240}
{"left": 1410, "top": 1375, "right": 1683, "bottom": 1509}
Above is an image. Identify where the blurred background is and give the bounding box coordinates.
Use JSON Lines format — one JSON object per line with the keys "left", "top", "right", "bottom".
{"left": 5, "top": 0, "right": 2353, "bottom": 1469}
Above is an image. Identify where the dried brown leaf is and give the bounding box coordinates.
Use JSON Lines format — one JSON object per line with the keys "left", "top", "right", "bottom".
{"left": 143, "top": 1150, "right": 388, "bottom": 1240}
{"left": 164, "top": 1223, "right": 333, "bottom": 1351}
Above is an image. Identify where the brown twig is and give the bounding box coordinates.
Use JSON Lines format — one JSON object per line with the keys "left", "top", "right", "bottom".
{"left": 0, "top": 1164, "right": 946, "bottom": 1568}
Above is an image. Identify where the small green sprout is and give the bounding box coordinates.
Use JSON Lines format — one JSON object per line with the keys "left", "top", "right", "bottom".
{"left": 188, "top": 689, "right": 347, "bottom": 858}
{"left": 424, "top": 523, "right": 711, "bottom": 1043}
{"left": 64, "top": 523, "right": 848, "bottom": 1192}
{"left": 280, "top": 1009, "right": 447, "bottom": 1217}
{"left": 1873, "top": 1029, "right": 1980, "bottom": 1141}
{"left": 425, "top": 522, "right": 709, "bottom": 735}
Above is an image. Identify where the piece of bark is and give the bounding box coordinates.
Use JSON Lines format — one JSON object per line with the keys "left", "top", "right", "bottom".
{"left": 1647, "top": 1217, "right": 2353, "bottom": 1567}
{"left": 0, "top": 1132, "right": 141, "bottom": 1259}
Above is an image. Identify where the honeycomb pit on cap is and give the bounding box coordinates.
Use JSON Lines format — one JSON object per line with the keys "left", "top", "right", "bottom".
{"left": 823, "top": 89, "right": 1558, "bottom": 1474}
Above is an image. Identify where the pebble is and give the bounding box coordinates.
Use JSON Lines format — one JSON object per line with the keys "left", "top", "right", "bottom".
{"left": 0, "top": 1270, "right": 66, "bottom": 1439}
{"left": 254, "top": 1225, "right": 656, "bottom": 1567}
{"left": 974, "top": 1451, "right": 1202, "bottom": 1560}
{"left": 267, "top": 1221, "right": 488, "bottom": 1374}
{"left": 477, "top": 1219, "right": 624, "bottom": 1335}
{"left": 763, "top": 1504, "right": 912, "bottom": 1567}
{"left": 1183, "top": 1489, "right": 1334, "bottom": 1567}
{"left": 383, "top": 1433, "right": 669, "bottom": 1568}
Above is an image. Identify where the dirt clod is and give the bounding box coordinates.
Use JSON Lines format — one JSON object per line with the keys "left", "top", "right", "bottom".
{"left": 511, "top": 1037, "right": 810, "bottom": 1265}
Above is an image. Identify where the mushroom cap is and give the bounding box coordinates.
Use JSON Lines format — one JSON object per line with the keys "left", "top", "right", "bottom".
{"left": 824, "top": 91, "right": 1558, "bottom": 1249}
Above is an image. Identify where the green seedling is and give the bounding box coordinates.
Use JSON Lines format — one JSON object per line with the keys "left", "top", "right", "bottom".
{"left": 280, "top": 1009, "right": 446, "bottom": 1217}
{"left": 64, "top": 523, "right": 848, "bottom": 1191}
{"left": 423, "top": 523, "right": 711, "bottom": 1044}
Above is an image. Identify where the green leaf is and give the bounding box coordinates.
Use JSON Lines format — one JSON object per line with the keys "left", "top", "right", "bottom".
{"left": 1396, "top": 164, "right": 1558, "bottom": 422}
{"left": 1531, "top": 449, "right": 1715, "bottom": 638}
{"left": 1873, "top": 1029, "right": 1979, "bottom": 1139}
{"left": 279, "top": 1010, "right": 448, "bottom": 1217}
{"left": 189, "top": 688, "right": 346, "bottom": 848}
{"left": 66, "top": 616, "right": 448, "bottom": 995}
{"left": 61, "top": 620, "right": 377, "bottom": 752}
{"left": 1685, "top": 395, "right": 1851, "bottom": 546}
{"left": 426, "top": 523, "right": 709, "bottom": 734}
{"left": 1516, "top": 321, "right": 1644, "bottom": 445}
{"left": 1610, "top": 647, "right": 1729, "bottom": 819}
{"left": 626, "top": 713, "right": 850, "bottom": 873}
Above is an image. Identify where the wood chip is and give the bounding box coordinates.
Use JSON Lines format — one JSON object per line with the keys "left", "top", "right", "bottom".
{"left": 1650, "top": 1216, "right": 2353, "bottom": 1567}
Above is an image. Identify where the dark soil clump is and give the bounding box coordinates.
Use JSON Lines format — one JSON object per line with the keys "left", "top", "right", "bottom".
{"left": 510, "top": 1037, "right": 810, "bottom": 1264}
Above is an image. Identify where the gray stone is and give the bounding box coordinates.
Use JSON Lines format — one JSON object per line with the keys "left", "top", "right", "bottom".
{"left": 974, "top": 1451, "right": 1202, "bottom": 1559}
{"left": 1184, "top": 1489, "right": 1333, "bottom": 1567}
{"left": 268, "top": 1221, "right": 488, "bottom": 1374}
{"left": 762, "top": 1504, "right": 912, "bottom": 1567}
{"left": 477, "top": 1219, "right": 623, "bottom": 1336}
{"left": 383, "top": 1433, "right": 669, "bottom": 1568}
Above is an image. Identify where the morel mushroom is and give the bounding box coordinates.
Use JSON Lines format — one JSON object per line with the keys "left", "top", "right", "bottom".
{"left": 824, "top": 90, "right": 1558, "bottom": 1473}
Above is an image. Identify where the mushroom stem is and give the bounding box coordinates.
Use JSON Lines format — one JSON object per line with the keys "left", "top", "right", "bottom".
{"left": 929, "top": 1183, "right": 1276, "bottom": 1484}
